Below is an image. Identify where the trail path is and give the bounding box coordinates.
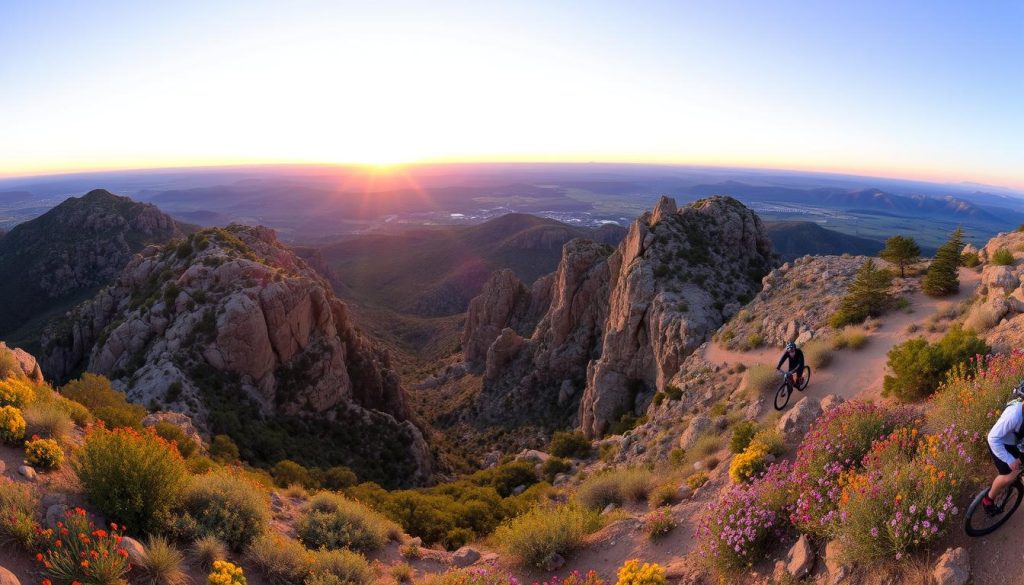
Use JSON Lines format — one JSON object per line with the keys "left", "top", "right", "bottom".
{"left": 702, "top": 268, "right": 981, "bottom": 402}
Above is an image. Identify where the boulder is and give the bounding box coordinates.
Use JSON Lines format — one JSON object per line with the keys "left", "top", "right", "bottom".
{"left": 932, "top": 547, "right": 970, "bottom": 585}
{"left": 17, "top": 465, "right": 36, "bottom": 481}
{"left": 679, "top": 414, "right": 711, "bottom": 449}
{"left": 452, "top": 546, "right": 481, "bottom": 568}
{"left": 820, "top": 394, "right": 845, "bottom": 413}
{"left": 824, "top": 540, "right": 851, "bottom": 585}
{"left": 777, "top": 397, "right": 822, "bottom": 438}
{"left": 120, "top": 536, "right": 147, "bottom": 565}
{"left": 785, "top": 534, "right": 814, "bottom": 579}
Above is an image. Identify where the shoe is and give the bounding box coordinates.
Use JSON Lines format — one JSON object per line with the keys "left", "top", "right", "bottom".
{"left": 983, "top": 496, "right": 1001, "bottom": 516}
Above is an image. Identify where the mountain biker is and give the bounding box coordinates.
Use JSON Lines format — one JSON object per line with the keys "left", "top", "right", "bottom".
{"left": 983, "top": 381, "right": 1024, "bottom": 515}
{"left": 776, "top": 341, "right": 805, "bottom": 388}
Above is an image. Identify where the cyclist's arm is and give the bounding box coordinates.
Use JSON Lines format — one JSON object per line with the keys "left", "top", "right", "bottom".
{"left": 792, "top": 351, "right": 805, "bottom": 372}
{"left": 988, "top": 405, "right": 1022, "bottom": 466}
{"left": 776, "top": 354, "right": 787, "bottom": 370}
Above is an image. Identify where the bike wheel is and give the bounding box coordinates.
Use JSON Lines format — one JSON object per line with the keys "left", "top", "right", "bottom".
{"left": 774, "top": 382, "right": 791, "bottom": 411}
{"left": 964, "top": 482, "right": 1024, "bottom": 537}
{"left": 798, "top": 366, "right": 811, "bottom": 391}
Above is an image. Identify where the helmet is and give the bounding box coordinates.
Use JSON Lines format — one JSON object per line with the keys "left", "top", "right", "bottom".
{"left": 785, "top": 341, "right": 797, "bottom": 351}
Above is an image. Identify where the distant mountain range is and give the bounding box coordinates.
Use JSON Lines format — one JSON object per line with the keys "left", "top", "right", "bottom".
{"left": 763, "top": 220, "right": 884, "bottom": 260}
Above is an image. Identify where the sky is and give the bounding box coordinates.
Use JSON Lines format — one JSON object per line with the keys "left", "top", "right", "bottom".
{"left": 1, "top": 0, "right": 1022, "bottom": 188}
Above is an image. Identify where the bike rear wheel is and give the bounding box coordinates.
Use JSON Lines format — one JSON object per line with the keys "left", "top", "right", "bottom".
{"left": 774, "top": 382, "right": 791, "bottom": 411}
{"left": 964, "top": 481, "right": 1024, "bottom": 537}
{"left": 797, "top": 366, "right": 811, "bottom": 391}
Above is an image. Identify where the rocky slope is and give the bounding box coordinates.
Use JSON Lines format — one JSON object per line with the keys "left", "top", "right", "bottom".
{"left": 962, "top": 232, "right": 1024, "bottom": 351}
{"left": 456, "top": 196, "right": 777, "bottom": 441}
{"left": 0, "top": 189, "right": 185, "bottom": 343}
{"left": 41, "top": 225, "right": 431, "bottom": 486}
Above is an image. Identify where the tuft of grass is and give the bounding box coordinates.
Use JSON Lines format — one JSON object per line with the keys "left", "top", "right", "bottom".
{"left": 729, "top": 420, "right": 759, "bottom": 454}
{"left": 831, "top": 329, "right": 869, "bottom": 351}
{"left": 247, "top": 534, "right": 312, "bottom": 585}
{"left": 0, "top": 477, "right": 39, "bottom": 550}
{"left": 21, "top": 401, "right": 73, "bottom": 443}
{"left": 685, "top": 433, "right": 722, "bottom": 468}
{"left": 576, "top": 468, "right": 654, "bottom": 510}
{"left": 803, "top": 340, "right": 832, "bottom": 369}
{"left": 134, "top": 536, "right": 188, "bottom": 585}
{"left": 493, "top": 502, "right": 601, "bottom": 569}
{"left": 991, "top": 248, "right": 1015, "bottom": 266}
{"left": 742, "top": 365, "right": 778, "bottom": 399}
{"left": 648, "top": 484, "right": 681, "bottom": 509}
{"left": 390, "top": 562, "right": 414, "bottom": 583}
{"left": 190, "top": 535, "right": 227, "bottom": 571}
{"left": 965, "top": 302, "right": 1005, "bottom": 333}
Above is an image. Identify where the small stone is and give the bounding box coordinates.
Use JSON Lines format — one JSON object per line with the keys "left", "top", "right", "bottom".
{"left": 932, "top": 547, "right": 970, "bottom": 585}
{"left": 677, "top": 485, "right": 693, "bottom": 500}
{"left": 40, "top": 492, "right": 68, "bottom": 508}
{"left": 45, "top": 504, "right": 68, "bottom": 530}
{"left": 785, "top": 534, "right": 814, "bottom": 579}
{"left": 602, "top": 503, "right": 618, "bottom": 515}
{"left": 452, "top": 546, "right": 481, "bottom": 568}
{"left": 0, "top": 566, "right": 21, "bottom": 585}
{"left": 542, "top": 552, "right": 566, "bottom": 572}
{"left": 17, "top": 465, "right": 36, "bottom": 481}
{"left": 679, "top": 414, "right": 711, "bottom": 449}
{"left": 824, "top": 540, "right": 851, "bottom": 585}
{"left": 512, "top": 484, "right": 527, "bottom": 496}
{"left": 120, "top": 536, "right": 147, "bottom": 565}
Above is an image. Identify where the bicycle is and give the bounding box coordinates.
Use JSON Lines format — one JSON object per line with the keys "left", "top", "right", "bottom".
{"left": 964, "top": 466, "right": 1024, "bottom": 537}
{"left": 774, "top": 366, "right": 811, "bottom": 411}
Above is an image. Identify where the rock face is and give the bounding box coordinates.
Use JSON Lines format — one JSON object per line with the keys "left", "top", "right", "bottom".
{"left": 461, "top": 196, "right": 778, "bottom": 437}
{"left": 0, "top": 342, "right": 43, "bottom": 382}
{"left": 42, "top": 224, "right": 430, "bottom": 486}
{"left": 0, "top": 189, "right": 184, "bottom": 338}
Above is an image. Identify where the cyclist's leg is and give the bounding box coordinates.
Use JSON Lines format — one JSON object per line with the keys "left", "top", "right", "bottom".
{"left": 988, "top": 444, "right": 1021, "bottom": 500}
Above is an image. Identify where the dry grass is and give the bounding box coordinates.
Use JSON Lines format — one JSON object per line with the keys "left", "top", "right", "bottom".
{"left": 965, "top": 302, "right": 1004, "bottom": 333}
{"left": 803, "top": 340, "right": 832, "bottom": 369}
{"left": 576, "top": 467, "right": 654, "bottom": 509}
{"left": 831, "top": 329, "right": 869, "bottom": 350}
{"left": 493, "top": 502, "right": 602, "bottom": 569}
{"left": 742, "top": 365, "right": 779, "bottom": 399}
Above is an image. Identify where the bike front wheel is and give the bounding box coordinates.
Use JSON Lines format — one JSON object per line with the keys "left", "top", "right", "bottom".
{"left": 964, "top": 482, "right": 1024, "bottom": 537}
{"left": 797, "top": 366, "right": 811, "bottom": 391}
{"left": 774, "top": 382, "right": 791, "bottom": 411}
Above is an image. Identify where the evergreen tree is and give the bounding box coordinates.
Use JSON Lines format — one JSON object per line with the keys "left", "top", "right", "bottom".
{"left": 922, "top": 228, "right": 964, "bottom": 297}
{"left": 879, "top": 235, "right": 921, "bottom": 278}
{"left": 830, "top": 258, "right": 894, "bottom": 327}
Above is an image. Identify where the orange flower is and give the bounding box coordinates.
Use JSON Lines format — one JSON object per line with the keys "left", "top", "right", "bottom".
{"left": 80, "top": 559, "right": 89, "bottom": 568}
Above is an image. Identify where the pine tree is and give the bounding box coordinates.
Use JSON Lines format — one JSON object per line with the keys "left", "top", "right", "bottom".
{"left": 922, "top": 228, "right": 964, "bottom": 297}
{"left": 830, "top": 258, "right": 894, "bottom": 327}
{"left": 879, "top": 235, "right": 921, "bottom": 278}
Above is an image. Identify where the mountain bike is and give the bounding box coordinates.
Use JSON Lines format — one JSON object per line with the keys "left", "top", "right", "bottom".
{"left": 774, "top": 366, "right": 811, "bottom": 411}
{"left": 964, "top": 468, "right": 1024, "bottom": 537}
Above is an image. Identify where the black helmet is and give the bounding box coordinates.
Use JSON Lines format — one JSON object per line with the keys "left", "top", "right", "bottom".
{"left": 785, "top": 341, "right": 797, "bottom": 351}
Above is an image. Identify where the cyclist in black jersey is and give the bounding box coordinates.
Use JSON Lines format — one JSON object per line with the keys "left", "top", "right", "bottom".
{"left": 776, "top": 341, "right": 805, "bottom": 387}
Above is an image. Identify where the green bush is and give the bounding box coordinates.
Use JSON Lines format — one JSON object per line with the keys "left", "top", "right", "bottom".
{"left": 922, "top": 228, "right": 964, "bottom": 297}
{"left": 296, "top": 492, "right": 397, "bottom": 553}
{"left": 549, "top": 431, "right": 591, "bottom": 459}
{"left": 153, "top": 421, "right": 199, "bottom": 459}
{"left": 272, "top": 459, "right": 316, "bottom": 488}
{"left": 648, "top": 484, "right": 680, "bottom": 509}
{"left": 0, "top": 378, "right": 36, "bottom": 408}
{"left": 170, "top": 470, "right": 270, "bottom": 551}
{"left": 577, "top": 468, "right": 653, "bottom": 510}
{"left": 247, "top": 533, "right": 373, "bottom": 585}
{"left": 832, "top": 330, "right": 869, "bottom": 350}
{"left": 209, "top": 434, "right": 240, "bottom": 463}
{"left": 308, "top": 548, "right": 374, "bottom": 585}
{"left": 961, "top": 252, "right": 981, "bottom": 267}
{"left": 0, "top": 477, "right": 39, "bottom": 550}
{"left": 882, "top": 326, "right": 989, "bottom": 402}
{"left": 991, "top": 248, "right": 1015, "bottom": 266}
{"left": 830, "top": 259, "right": 894, "bottom": 327}
{"left": 664, "top": 385, "right": 683, "bottom": 401}
{"left": 729, "top": 420, "right": 759, "bottom": 454}
{"left": 61, "top": 373, "right": 145, "bottom": 429}
{"left": 541, "top": 457, "right": 571, "bottom": 482}
{"left": 190, "top": 535, "right": 227, "bottom": 571}
{"left": 24, "top": 437, "right": 64, "bottom": 470}
{"left": 73, "top": 426, "right": 189, "bottom": 534}
{"left": 323, "top": 466, "right": 358, "bottom": 490}
{"left": 493, "top": 502, "right": 601, "bottom": 569}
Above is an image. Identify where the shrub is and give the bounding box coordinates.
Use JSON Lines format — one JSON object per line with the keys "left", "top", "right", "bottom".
{"left": 648, "top": 484, "right": 680, "bottom": 509}
{"left": 696, "top": 462, "right": 794, "bottom": 574}
{"left": 246, "top": 534, "right": 311, "bottom": 585}
{"left": 74, "top": 425, "right": 189, "bottom": 534}
{"left": 136, "top": 535, "right": 189, "bottom": 585}
{"left": 686, "top": 472, "right": 709, "bottom": 490}
{"left": 542, "top": 456, "right": 572, "bottom": 482}
{"left": 729, "top": 442, "right": 771, "bottom": 484}
{"left": 790, "top": 402, "right": 917, "bottom": 538}
{"left": 0, "top": 405, "right": 26, "bottom": 444}
{"left": 0, "top": 378, "right": 35, "bottom": 408}
{"left": 323, "top": 466, "right": 358, "bottom": 490}
{"left": 991, "top": 248, "right": 1015, "bottom": 266}
{"left": 494, "top": 502, "right": 601, "bottom": 569}
{"left": 744, "top": 333, "right": 764, "bottom": 350}
{"left": 684, "top": 433, "right": 721, "bottom": 468}
{"left": 22, "top": 402, "right": 73, "bottom": 443}
{"left": 39, "top": 508, "right": 131, "bottom": 584}
{"left": 192, "top": 535, "right": 228, "bottom": 571}
{"left": 642, "top": 508, "right": 677, "bottom": 538}
{"left": 61, "top": 372, "right": 145, "bottom": 429}
{"left": 210, "top": 434, "right": 240, "bottom": 463}
{"left": 729, "top": 420, "right": 759, "bottom": 454}
{"left": 830, "top": 259, "right": 894, "bottom": 327}
{"left": 296, "top": 492, "right": 396, "bottom": 553}
{"left": 208, "top": 560, "right": 247, "bottom": 585}
{"left": 549, "top": 431, "right": 591, "bottom": 459}
{"left": 390, "top": 562, "right": 414, "bottom": 583}
{"left": 171, "top": 470, "right": 270, "bottom": 551}
{"left": 431, "top": 568, "right": 520, "bottom": 585}
{"left": 883, "top": 326, "right": 989, "bottom": 402}
{"left": 577, "top": 468, "right": 653, "bottom": 510}
{"left": 272, "top": 459, "right": 316, "bottom": 488}
{"left": 616, "top": 560, "right": 666, "bottom": 585}
{"left": 831, "top": 329, "right": 868, "bottom": 350}
{"left": 399, "top": 541, "right": 422, "bottom": 559}
{"left": 742, "top": 365, "right": 777, "bottom": 399}
{"left": 664, "top": 385, "right": 683, "bottom": 400}
{"left": 0, "top": 477, "right": 39, "bottom": 550}
{"left": 0, "top": 347, "right": 19, "bottom": 379}
{"left": 961, "top": 251, "right": 981, "bottom": 267}
{"left": 153, "top": 421, "right": 199, "bottom": 459}
{"left": 750, "top": 428, "right": 785, "bottom": 457}
{"left": 309, "top": 549, "right": 374, "bottom": 585}
{"left": 24, "top": 436, "right": 63, "bottom": 469}
{"left": 803, "top": 341, "right": 831, "bottom": 369}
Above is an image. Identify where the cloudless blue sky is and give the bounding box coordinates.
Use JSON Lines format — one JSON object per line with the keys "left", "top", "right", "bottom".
{"left": 1, "top": 0, "right": 1021, "bottom": 187}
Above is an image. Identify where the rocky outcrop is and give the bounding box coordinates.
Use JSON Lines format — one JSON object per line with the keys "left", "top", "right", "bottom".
{"left": 460, "top": 196, "right": 777, "bottom": 438}
{"left": 964, "top": 231, "right": 1024, "bottom": 351}
{"left": 580, "top": 196, "right": 777, "bottom": 436}
{"left": 0, "top": 342, "right": 43, "bottom": 382}
{"left": 932, "top": 547, "right": 970, "bottom": 585}
{"left": 0, "top": 189, "right": 184, "bottom": 337}
{"left": 42, "top": 224, "right": 430, "bottom": 486}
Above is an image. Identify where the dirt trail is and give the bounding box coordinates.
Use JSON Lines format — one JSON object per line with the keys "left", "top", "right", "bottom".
{"left": 702, "top": 268, "right": 981, "bottom": 403}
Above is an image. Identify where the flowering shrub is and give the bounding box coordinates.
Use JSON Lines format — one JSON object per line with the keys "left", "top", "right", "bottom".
{"left": 790, "top": 401, "right": 917, "bottom": 537}
{"left": 73, "top": 425, "right": 188, "bottom": 534}
{"left": 696, "top": 462, "right": 794, "bottom": 574}
{"left": 685, "top": 471, "right": 708, "bottom": 490}
{"left": 208, "top": 560, "right": 248, "bottom": 585}
{"left": 616, "top": 560, "right": 666, "bottom": 585}
{"left": 0, "top": 477, "right": 39, "bottom": 550}
{"left": 25, "top": 436, "right": 64, "bottom": 470}
{"left": 835, "top": 424, "right": 972, "bottom": 564}
{"left": 929, "top": 350, "right": 1024, "bottom": 461}
{"left": 729, "top": 442, "right": 771, "bottom": 484}
{"left": 538, "top": 570, "right": 606, "bottom": 585}
{"left": 0, "top": 405, "right": 26, "bottom": 444}
{"left": 642, "top": 508, "right": 677, "bottom": 538}
{"left": 0, "top": 378, "right": 36, "bottom": 408}
{"left": 430, "top": 567, "right": 520, "bottom": 585}
{"left": 37, "top": 508, "right": 130, "bottom": 584}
